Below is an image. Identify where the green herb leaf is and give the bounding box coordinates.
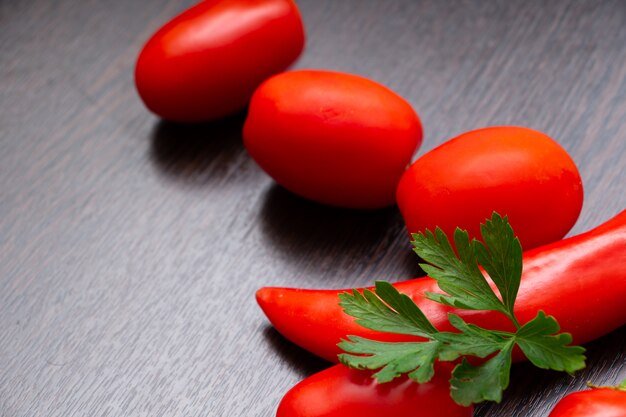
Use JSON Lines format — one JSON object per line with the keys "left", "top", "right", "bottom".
{"left": 339, "top": 213, "right": 586, "bottom": 406}
{"left": 474, "top": 213, "right": 523, "bottom": 323}
{"left": 413, "top": 227, "right": 506, "bottom": 314}
{"left": 338, "top": 336, "right": 440, "bottom": 383}
{"left": 436, "top": 314, "right": 511, "bottom": 361}
{"left": 515, "top": 311, "right": 586, "bottom": 374}
{"left": 338, "top": 282, "right": 437, "bottom": 338}
{"left": 450, "top": 341, "right": 514, "bottom": 406}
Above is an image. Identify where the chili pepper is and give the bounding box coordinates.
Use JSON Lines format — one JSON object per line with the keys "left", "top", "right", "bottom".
{"left": 257, "top": 210, "right": 626, "bottom": 363}
{"left": 547, "top": 380, "right": 626, "bottom": 417}
{"left": 277, "top": 362, "right": 472, "bottom": 417}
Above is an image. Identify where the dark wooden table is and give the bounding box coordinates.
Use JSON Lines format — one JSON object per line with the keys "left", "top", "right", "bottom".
{"left": 1, "top": 1, "right": 625, "bottom": 416}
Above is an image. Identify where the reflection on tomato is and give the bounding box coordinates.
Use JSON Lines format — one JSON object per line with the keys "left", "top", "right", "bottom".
{"left": 396, "top": 126, "right": 583, "bottom": 250}
{"left": 135, "top": 0, "right": 305, "bottom": 122}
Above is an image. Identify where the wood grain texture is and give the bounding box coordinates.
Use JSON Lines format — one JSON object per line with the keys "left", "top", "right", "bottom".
{"left": 1, "top": 0, "right": 625, "bottom": 416}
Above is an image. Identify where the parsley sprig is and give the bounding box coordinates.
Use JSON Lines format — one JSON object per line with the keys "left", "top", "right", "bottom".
{"left": 338, "top": 213, "right": 586, "bottom": 406}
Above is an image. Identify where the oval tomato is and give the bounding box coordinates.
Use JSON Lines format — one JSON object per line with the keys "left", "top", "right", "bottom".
{"left": 244, "top": 70, "right": 423, "bottom": 208}
{"left": 548, "top": 383, "right": 626, "bottom": 417}
{"left": 277, "top": 363, "right": 472, "bottom": 417}
{"left": 396, "top": 126, "right": 583, "bottom": 250}
{"left": 135, "top": 0, "right": 305, "bottom": 122}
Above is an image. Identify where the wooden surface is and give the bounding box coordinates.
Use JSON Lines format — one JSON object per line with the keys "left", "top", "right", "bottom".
{"left": 1, "top": 0, "right": 625, "bottom": 416}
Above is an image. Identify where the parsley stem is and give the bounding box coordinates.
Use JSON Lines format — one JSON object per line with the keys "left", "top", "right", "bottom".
{"left": 506, "top": 311, "right": 521, "bottom": 329}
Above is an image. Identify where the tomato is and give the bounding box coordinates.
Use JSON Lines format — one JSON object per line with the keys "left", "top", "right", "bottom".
{"left": 276, "top": 363, "right": 472, "bottom": 417}
{"left": 243, "top": 70, "right": 423, "bottom": 209}
{"left": 396, "top": 126, "right": 583, "bottom": 250}
{"left": 548, "top": 383, "right": 626, "bottom": 417}
{"left": 135, "top": 0, "right": 305, "bottom": 122}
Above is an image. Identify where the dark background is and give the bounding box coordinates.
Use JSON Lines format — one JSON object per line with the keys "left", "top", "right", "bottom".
{"left": 1, "top": 0, "right": 625, "bottom": 416}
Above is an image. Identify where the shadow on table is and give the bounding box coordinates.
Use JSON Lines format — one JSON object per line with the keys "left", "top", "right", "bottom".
{"left": 258, "top": 184, "right": 425, "bottom": 279}
{"left": 148, "top": 111, "right": 247, "bottom": 185}
{"left": 262, "top": 326, "right": 330, "bottom": 378}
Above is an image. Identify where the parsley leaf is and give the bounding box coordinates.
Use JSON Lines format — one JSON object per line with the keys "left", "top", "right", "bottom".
{"left": 338, "top": 337, "right": 440, "bottom": 383}
{"left": 339, "top": 212, "right": 586, "bottom": 406}
{"left": 515, "top": 311, "right": 586, "bottom": 374}
{"left": 450, "top": 342, "right": 514, "bottom": 406}
{"left": 338, "top": 281, "right": 437, "bottom": 338}
{"left": 474, "top": 213, "right": 523, "bottom": 325}
{"left": 436, "top": 314, "right": 511, "bottom": 361}
{"left": 413, "top": 227, "right": 506, "bottom": 314}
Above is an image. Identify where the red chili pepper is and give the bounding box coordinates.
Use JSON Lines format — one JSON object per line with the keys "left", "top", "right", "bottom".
{"left": 547, "top": 381, "right": 626, "bottom": 417}
{"left": 277, "top": 362, "right": 472, "bottom": 417}
{"left": 257, "top": 210, "right": 626, "bottom": 363}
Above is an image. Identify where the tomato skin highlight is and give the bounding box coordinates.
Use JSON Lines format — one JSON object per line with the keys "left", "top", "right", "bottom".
{"left": 277, "top": 363, "right": 472, "bottom": 417}
{"left": 135, "top": 0, "right": 305, "bottom": 122}
{"left": 548, "top": 386, "right": 626, "bottom": 417}
{"left": 396, "top": 126, "right": 583, "bottom": 250}
{"left": 256, "top": 210, "right": 626, "bottom": 363}
{"left": 244, "top": 70, "right": 423, "bottom": 209}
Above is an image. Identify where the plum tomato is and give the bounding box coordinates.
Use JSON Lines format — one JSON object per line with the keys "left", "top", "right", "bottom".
{"left": 243, "top": 70, "right": 423, "bottom": 209}
{"left": 548, "top": 382, "right": 626, "bottom": 417}
{"left": 396, "top": 126, "right": 583, "bottom": 250}
{"left": 276, "top": 363, "right": 472, "bottom": 417}
{"left": 135, "top": 0, "right": 305, "bottom": 122}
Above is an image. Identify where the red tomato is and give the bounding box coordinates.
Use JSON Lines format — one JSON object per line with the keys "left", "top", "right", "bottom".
{"left": 244, "top": 70, "right": 423, "bottom": 209}
{"left": 277, "top": 363, "right": 472, "bottom": 417}
{"left": 135, "top": 0, "right": 305, "bottom": 122}
{"left": 548, "top": 384, "right": 626, "bottom": 417}
{"left": 396, "top": 126, "right": 583, "bottom": 250}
